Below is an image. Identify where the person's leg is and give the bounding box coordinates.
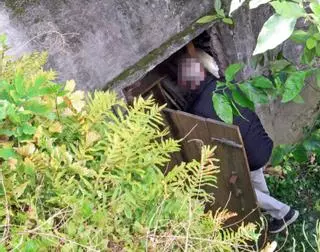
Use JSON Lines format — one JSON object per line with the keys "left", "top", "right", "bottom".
{"left": 250, "top": 167, "right": 299, "bottom": 233}
{"left": 250, "top": 167, "right": 270, "bottom": 195}
{"left": 250, "top": 168, "right": 290, "bottom": 219}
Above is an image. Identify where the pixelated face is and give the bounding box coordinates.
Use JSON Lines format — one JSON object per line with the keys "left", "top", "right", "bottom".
{"left": 178, "top": 57, "right": 205, "bottom": 90}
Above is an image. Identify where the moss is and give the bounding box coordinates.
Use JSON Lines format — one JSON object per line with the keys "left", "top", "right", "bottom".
{"left": 107, "top": 15, "right": 216, "bottom": 89}
{"left": 4, "top": 0, "right": 39, "bottom": 15}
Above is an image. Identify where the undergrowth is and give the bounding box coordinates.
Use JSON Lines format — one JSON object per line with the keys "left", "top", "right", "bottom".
{"left": 267, "top": 115, "right": 320, "bottom": 251}
{"left": 0, "top": 35, "right": 261, "bottom": 251}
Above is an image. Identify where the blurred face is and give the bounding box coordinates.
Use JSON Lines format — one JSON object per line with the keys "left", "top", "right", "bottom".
{"left": 177, "top": 57, "right": 206, "bottom": 90}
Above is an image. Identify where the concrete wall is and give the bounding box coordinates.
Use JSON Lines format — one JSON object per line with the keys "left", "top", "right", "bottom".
{"left": 1, "top": 0, "right": 212, "bottom": 91}
{"left": 1, "top": 0, "right": 319, "bottom": 145}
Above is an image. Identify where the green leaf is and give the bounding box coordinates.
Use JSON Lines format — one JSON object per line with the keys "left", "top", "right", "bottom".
{"left": 270, "top": 59, "right": 291, "bottom": 73}
{"left": 304, "top": 131, "right": 320, "bottom": 151}
{"left": 313, "top": 33, "right": 320, "bottom": 41}
{"left": 214, "top": 0, "right": 222, "bottom": 12}
{"left": 292, "top": 144, "right": 308, "bottom": 163}
{"left": 292, "top": 94, "right": 304, "bottom": 104}
{"left": 316, "top": 43, "right": 320, "bottom": 57}
{"left": 14, "top": 74, "right": 25, "bottom": 97}
{"left": 231, "top": 89, "right": 255, "bottom": 110}
{"left": 0, "top": 34, "right": 7, "bottom": 45}
{"left": 197, "top": 15, "right": 217, "bottom": 24}
{"left": 222, "top": 18, "right": 233, "bottom": 25}
{"left": 0, "top": 244, "right": 7, "bottom": 252}
{"left": 225, "top": 63, "right": 244, "bottom": 82}
{"left": 24, "top": 101, "right": 51, "bottom": 115}
{"left": 271, "top": 1, "right": 305, "bottom": 18}
{"left": 0, "top": 148, "right": 16, "bottom": 160}
{"left": 0, "top": 101, "right": 9, "bottom": 121}
{"left": 239, "top": 83, "right": 269, "bottom": 104}
{"left": 249, "top": 0, "right": 271, "bottom": 9}
{"left": 290, "top": 30, "right": 310, "bottom": 44}
{"left": 216, "top": 81, "right": 226, "bottom": 88}
{"left": 271, "top": 144, "right": 291, "bottom": 165}
{"left": 22, "top": 123, "right": 37, "bottom": 135}
{"left": 253, "top": 14, "right": 296, "bottom": 55}
{"left": 252, "top": 76, "right": 273, "bottom": 89}
{"left": 212, "top": 93, "right": 233, "bottom": 124}
{"left": 281, "top": 71, "right": 306, "bottom": 103}
{"left": 306, "top": 37, "right": 317, "bottom": 49}
{"left": 310, "top": 3, "right": 320, "bottom": 16}
{"left": 23, "top": 239, "right": 38, "bottom": 252}
{"left": 229, "top": 0, "right": 245, "bottom": 16}
{"left": 302, "top": 47, "right": 314, "bottom": 65}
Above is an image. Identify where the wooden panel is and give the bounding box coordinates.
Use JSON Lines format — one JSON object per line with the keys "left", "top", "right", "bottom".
{"left": 164, "top": 108, "right": 260, "bottom": 225}
{"left": 206, "top": 118, "right": 260, "bottom": 225}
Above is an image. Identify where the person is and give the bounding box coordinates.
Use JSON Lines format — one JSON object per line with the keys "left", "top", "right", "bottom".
{"left": 177, "top": 48, "right": 299, "bottom": 234}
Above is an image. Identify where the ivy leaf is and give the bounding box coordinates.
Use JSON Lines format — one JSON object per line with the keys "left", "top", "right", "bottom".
{"left": 229, "top": 0, "right": 245, "bottom": 16}
{"left": 225, "top": 63, "right": 244, "bottom": 82}
{"left": 231, "top": 89, "right": 255, "bottom": 110}
{"left": 249, "top": 0, "right": 271, "bottom": 9}
{"left": 281, "top": 71, "right": 306, "bottom": 103}
{"left": 292, "top": 94, "right": 304, "bottom": 104}
{"left": 212, "top": 93, "right": 233, "bottom": 124}
{"left": 290, "top": 30, "right": 310, "bottom": 44}
{"left": 252, "top": 76, "right": 273, "bottom": 89}
{"left": 197, "top": 15, "right": 217, "bottom": 24}
{"left": 0, "top": 148, "right": 16, "bottom": 160}
{"left": 271, "top": 1, "right": 305, "bottom": 18}
{"left": 253, "top": 14, "right": 296, "bottom": 55}
{"left": 239, "top": 83, "right": 269, "bottom": 104}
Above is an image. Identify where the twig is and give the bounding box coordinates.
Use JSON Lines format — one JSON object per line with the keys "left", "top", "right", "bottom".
{"left": 0, "top": 172, "right": 10, "bottom": 244}
{"left": 223, "top": 207, "right": 259, "bottom": 228}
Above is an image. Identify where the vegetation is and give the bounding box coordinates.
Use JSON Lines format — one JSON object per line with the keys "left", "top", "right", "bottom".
{"left": 197, "top": 0, "right": 320, "bottom": 249}
{"left": 0, "top": 36, "right": 262, "bottom": 251}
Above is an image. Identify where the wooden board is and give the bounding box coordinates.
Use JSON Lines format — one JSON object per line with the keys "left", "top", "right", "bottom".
{"left": 163, "top": 108, "right": 260, "bottom": 225}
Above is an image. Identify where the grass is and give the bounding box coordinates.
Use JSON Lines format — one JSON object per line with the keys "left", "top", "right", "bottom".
{"left": 266, "top": 153, "right": 320, "bottom": 250}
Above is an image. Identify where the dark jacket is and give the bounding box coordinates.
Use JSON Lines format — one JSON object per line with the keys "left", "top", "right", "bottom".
{"left": 187, "top": 78, "right": 273, "bottom": 171}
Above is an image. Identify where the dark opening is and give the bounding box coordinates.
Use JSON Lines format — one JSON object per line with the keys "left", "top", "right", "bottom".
{"left": 122, "top": 31, "right": 220, "bottom": 112}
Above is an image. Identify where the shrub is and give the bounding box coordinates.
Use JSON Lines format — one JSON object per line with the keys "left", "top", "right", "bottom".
{"left": 0, "top": 36, "right": 260, "bottom": 251}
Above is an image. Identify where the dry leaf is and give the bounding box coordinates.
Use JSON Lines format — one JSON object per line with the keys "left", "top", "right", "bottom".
{"left": 264, "top": 166, "right": 284, "bottom": 179}
{"left": 8, "top": 158, "right": 18, "bottom": 170}
{"left": 261, "top": 241, "right": 277, "bottom": 252}
{"left": 49, "top": 121, "right": 63, "bottom": 133}
{"left": 86, "top": 131, "right": 101, "bottom": 147}
{"left": 69, "top": 90, "right": 85, "bottom": 113}
{"left": 13, "top": 182, "right": 28, "bottom": 198}
{"left": 310, "top": 153, "right": 316, "bottom": 164}
{"left": 65, "top": 79, "right": 76, "bottom": 93}
{"left": 16, "top": 143, "right": 36, "bottom": 157}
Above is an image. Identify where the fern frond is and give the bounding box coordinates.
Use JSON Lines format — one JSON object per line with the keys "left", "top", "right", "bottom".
{"left": 165, "top": 145, "right": 219, "bottom": 202}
